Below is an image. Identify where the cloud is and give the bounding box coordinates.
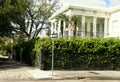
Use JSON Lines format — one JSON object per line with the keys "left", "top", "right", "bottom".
{"left": 60, "top": 0, "right": 106, "bottom": 7}
{"left": 60, "top": 0, "right": 120, "bottom": 7}
{"left": 108, "top": 0, "right": 120, "bottom": 6}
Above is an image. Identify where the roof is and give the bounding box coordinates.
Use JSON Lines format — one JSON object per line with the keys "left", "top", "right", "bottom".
{"left": 50, "top": 5, "right": 120, "bottom": 19}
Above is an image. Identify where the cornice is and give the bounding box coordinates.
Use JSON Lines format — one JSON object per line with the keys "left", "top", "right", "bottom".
{"left": 50, "top": 5, "right": 120, "bottom": 19}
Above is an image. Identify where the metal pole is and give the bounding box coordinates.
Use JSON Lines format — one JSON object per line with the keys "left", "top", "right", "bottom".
{"left": 52, "top": 38, "right": 54, "bottom": 78}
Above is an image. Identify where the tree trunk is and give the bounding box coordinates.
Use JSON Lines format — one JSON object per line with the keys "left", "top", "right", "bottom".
{"left": 73, "top": 21, "right": 77, "bottom": 38}
{"left": 61, "top": 21, "right": 64, "bottom": 37}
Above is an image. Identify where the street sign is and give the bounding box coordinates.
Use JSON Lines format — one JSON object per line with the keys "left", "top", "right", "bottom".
{"left": 49, "top": 33, "right": 58, "bottom": 38}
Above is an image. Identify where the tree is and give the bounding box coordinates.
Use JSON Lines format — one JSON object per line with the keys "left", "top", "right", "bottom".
{"left": 0, "top": 0, "right": 26, "bottom": 37}
{"left": 55, "top": 13, "right": 68, "bottom": 37}
{"left": 15, "top": 0, "right": 60, "bottom": 40}
{"left": 0, "top": 37, "right": 12, "bottom": 55}
{"left": 0, "top": 0, "right": 60, "bottom": 40}
{"left": 70, "top": 15, "right": 81, "bottom": 38}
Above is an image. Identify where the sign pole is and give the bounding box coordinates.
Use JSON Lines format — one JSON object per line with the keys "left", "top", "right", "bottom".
{"left": 49, "top": 33, "right": 57, "bottom": 78}
{"left": 51, "top": 38, "right": 54, "bottom": 78}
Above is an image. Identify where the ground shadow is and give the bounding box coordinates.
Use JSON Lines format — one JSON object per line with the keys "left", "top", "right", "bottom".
{"left": 0, "top": 56, "right": 33, "bottom": 70}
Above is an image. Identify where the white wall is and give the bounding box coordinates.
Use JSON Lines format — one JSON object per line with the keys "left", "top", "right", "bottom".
{"left": 70, "top": 9, "right": 109, "bottom": 18}
{"left": 109, "top": 11, "right": 120, "bottom": 37}
{"left": 37, "top": 29, "right": 48, "bottom": 38}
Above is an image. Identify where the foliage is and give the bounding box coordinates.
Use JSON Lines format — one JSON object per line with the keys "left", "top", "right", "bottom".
{"left": 70, "top": 15, "right": 81, "bottom": 38}
{"left": 70, "top": 15, "right": 81, "bottom": 22}
{"left": 0, "top": 0, "right": 60, "bottom": 40}
{"left": 18, "top": 0, "right": 60, "bottom": 39}
{"left": 0, "top": 37, "right": 13, "bottom": 55}
{"left": 11, "top": 38, "right": 36, "bottom": 65}
{"left": 6, "top": 38, "right": 120, "bottom": 70}
{"left": 55, "top": 13, "right": 68, "bottom": 21}
{"left": 0, "top": 0, "right": 26, "bottom": 37}
{"left": 55, "top": 13, "right": 68, "bottom": 37}
{"left": 35, "top": 38, "right": 120, "bottom": 70}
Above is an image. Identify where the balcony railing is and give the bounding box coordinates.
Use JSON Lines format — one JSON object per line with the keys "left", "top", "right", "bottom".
{"left": 63, "top": 31, "right": 69, "bottom": 38}
{"left": 63, "top": 31, "right": 108, "bottom": 38}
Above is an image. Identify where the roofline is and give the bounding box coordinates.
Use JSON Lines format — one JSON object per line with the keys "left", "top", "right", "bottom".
{"left": 49, "top": 5, "right": 70, "bottom": 19}
{"left": 50, "top": 5, "right": 120, "bottom": 19}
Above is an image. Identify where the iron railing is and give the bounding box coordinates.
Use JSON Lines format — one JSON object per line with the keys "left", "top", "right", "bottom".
{"left": 63, "top": 31, "right": 109, "bottom": 38}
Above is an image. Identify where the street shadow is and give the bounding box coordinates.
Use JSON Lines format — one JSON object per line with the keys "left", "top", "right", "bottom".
{"left": 0, "top": 56, "right": 34, "bottom": 70}
{"left": 89, "top": 71, "right": 100, "bottom": 75}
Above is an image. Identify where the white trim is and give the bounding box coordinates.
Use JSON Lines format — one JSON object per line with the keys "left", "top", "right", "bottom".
{"left": 50, "top": 5, "right": 120, "bottom": 19}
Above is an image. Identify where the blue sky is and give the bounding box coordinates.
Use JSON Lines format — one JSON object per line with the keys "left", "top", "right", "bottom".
{"left": 60, "top": 0, "right": 120, "bottom": 7}
{"left": 105, "top": 0, "right": 120, "bottom": 7}
{"left": 104, "top": 0, "right": 110, "bottom": 6}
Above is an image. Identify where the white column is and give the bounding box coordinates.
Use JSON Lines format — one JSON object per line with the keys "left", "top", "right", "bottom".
{"left": 63, "top": 21, "right": 66, "bottom": 37}
{"left": 58, "top": 20, "right": 61, "bottom": 37}
{"left": 68, "top": 16, "right": 72, "bottom": 39}
{"left": 104, "top": 18, "right": 108, "bottom": 37}
{"left": 81, "top": 16, "right": 85, "bottom": 37}
{"left": 93, "top": 17, "right": 97, "bottom": 37}
{"left": 68, "top": 26, "right": 71, "bottom": 39}
{"left": 64, "top": 21, "right": 66, "bottom": 30}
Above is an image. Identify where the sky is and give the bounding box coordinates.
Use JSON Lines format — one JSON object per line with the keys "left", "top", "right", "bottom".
{"left": 60, "top": 0, "right": 120, "bottom": 7}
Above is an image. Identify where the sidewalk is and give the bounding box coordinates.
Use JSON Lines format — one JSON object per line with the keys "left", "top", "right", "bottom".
{"left": 1, "top": 65, "right": 120, "bottom": 80}
{"left": 53, "top": 70, "right": 120, "bottom": 80}
{"left": 0, "top": 56, "right": 120, "bottom": 80}
{"left": 0, "top": 60, "right": 34, "bottom": 80}
{"left": 27, "top": 70, "right": 120, "bottom": 80}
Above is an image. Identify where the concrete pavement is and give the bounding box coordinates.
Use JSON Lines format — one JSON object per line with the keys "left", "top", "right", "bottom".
{"left": 27, "top": 70, "right": 120, "bottom": 80}
{"left": 0, "top": 61, "right": 34, "bottom": 80}
{"left": 0, "top": 56, "right": 120, "bottom": 80}
{"left": 1, "top": 61, "right": 120, "bottom": 80}
{"left": 0, "top": 80, "right": 120, "bottom": 82}
{"left": 53, "top": 70, "right": 120, "bottom": 80}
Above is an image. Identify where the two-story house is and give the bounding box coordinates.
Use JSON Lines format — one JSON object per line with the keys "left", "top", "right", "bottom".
{"left": 50, "top": 5, "right": 120, "bottom": 38}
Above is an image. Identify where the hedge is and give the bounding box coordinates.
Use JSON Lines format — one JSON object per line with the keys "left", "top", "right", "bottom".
{"left": 35, "top": 38, "right": 120, "bottom": 70}
{"left": 6, "top": 38, "right": 37, "bottom": 65}
{"left": 7, "top": 38, "right": 120, "bottom": 70}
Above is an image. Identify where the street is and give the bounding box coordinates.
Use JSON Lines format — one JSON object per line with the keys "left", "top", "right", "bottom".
{"left": 0, "top": 80, "right": 120, "bottom": 82}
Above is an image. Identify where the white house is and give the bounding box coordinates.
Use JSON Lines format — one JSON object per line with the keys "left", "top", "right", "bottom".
{"left": 50, "top": 5, "right": 120, "bottom": 38}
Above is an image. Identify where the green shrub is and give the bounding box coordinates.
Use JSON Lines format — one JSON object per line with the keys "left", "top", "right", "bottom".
{"left": 12, "top": 38, "right": 37, "bottom": 65}
{"left": 34, "top": 38, "right": 120, "bottom": 70}
{"left": 6, "top": 37, "right": 120, "bottom": 70}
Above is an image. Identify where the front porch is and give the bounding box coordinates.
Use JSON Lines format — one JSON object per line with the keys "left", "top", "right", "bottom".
{"left": 52, "top": 16, "right": 109, "bottom": 38}
{"left": 50, "top": 5, "right": 111, "bottom": 38}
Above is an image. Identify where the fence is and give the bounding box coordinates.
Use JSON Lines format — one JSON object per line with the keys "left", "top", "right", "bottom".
{"left": 63, "top": 31, "right": 109, "bottom": 38}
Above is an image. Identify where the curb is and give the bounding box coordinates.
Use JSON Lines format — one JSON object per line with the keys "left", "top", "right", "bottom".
{"left": 56, "top": 76, "right": 120, "bottom": 80}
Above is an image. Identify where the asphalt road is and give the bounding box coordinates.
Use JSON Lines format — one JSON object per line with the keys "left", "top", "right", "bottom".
{"left": 0, "top": 80, "right": 120, "bottom": 82}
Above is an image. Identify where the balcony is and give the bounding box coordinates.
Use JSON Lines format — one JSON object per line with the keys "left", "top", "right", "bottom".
{"left": 63, "top": 31, "right": 108, "bottom": 38}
